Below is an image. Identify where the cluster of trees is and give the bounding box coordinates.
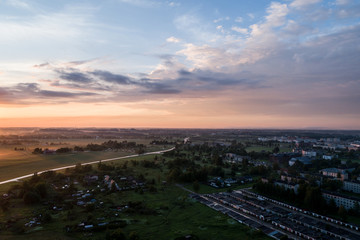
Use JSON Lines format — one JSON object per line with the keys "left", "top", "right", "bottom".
{"left": 74, "top": 163, "right": 93, "bottom": 173}
{"left": 7, "top": 174, "right": 49, "bottom": 205}
{"left": 87, "top": 140, "right": 145, "bottom": 151}
{"left": 139, "top": 160, "right": 159, "bottom": 168}
{"left": 166, "top": 157, "right": 226, "bottom": 183}
{"left": 183, "top": 142, "right": 248, "bottom": 157}
{"left": 150, "top": 140, "right": 176, "bottom": 145}
{"left": 32, "top": 140, "right": 147, "bottom": 155}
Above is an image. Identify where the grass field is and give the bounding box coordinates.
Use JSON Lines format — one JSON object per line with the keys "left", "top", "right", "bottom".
{"left": 0, "top": 139, "right": 167, "bottom": 182}
{"left": 245, "top": 145, "right": 292, "bottom": 153}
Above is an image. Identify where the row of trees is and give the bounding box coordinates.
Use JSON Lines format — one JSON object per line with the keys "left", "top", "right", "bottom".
{"left": 32, "top": 140, "right": 147, "bottom": 155}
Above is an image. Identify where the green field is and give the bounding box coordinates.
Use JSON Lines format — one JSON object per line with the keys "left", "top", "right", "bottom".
{"left": 245, "top": 145, "right": 292, "bottom": 153}
{"left": 0, "top": 139, "right": 166, "bottom": 182}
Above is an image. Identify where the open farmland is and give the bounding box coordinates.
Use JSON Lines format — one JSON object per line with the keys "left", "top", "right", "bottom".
{"left": 0, "top": 130, "right": 176, "bottom": 182}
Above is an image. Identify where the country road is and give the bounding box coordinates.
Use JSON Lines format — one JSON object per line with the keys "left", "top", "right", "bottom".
{"left": 0, "top": 147, "right": 175, "bottom": 185}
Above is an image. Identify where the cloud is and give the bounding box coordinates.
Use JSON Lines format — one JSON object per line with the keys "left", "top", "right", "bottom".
{"left": 117, "top": 0, "right": 160, "bottom": 7}
{"left": 335, "top": 0, "right": 350, "bottom": 5}
{"left": 213, "top": 17, "right": 230, "bottom": 23}
{"left": 235, "top": 17, "right": 243, "bottom": 23}
{"left": 166, "top": 36, "right": 180, "bottom": 43}
{"left": 282, "top": 20, "right": 313, "bottom": 36}
{"left": 168, "top": 1, "right": 180, "bottom": 7}
{"left": 90, "top": 70, "right": 133, "bottom": 85}
{"left": 216, "top": 25, "right": 225, "bottom": 33}
{"left": 33, "top": 62, "right": 50, "bottom": 68}
{"left": 265, "top": 2, "right": 289, "bottom": 27}
{"left": 231, "top": 26, "right": 248, "bottom": 34}
{"left": 58, "top": 70, "right": 93, "bottom": 83}
{"left": 290, "top": 0, "right": 322, "bottom": 9}
{"left": 15, "top": 83, "right": 97, "bottom": 98}
{"left": 140, "top": 79, "right": 181, "bottom": 94}
{"left": 6, "top": 0, "right": 31, "bottom": 10}
{"left": 0, "top": 83, "right": 98, "bottom": 105}
{"left": 174, "top": 13, "right": 220, "bottom": 43}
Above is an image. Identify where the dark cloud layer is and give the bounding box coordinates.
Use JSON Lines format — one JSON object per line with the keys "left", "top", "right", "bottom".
{"left": 58, "top": 70, "right": 93, "bottom": 83}
{"left": 90, "top": 70, "right": 133, "bottom": 85}
{"left": 0, "top": 83, "right": 97, "bottom": 104}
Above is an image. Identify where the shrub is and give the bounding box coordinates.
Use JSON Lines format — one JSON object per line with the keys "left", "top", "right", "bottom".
{"left": 23, "top": 191, "right": 40, "bottom": 205}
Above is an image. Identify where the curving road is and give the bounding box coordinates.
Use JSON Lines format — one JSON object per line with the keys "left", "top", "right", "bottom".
{"left": 0, "top": 147, "right": 175, "bottom": 185}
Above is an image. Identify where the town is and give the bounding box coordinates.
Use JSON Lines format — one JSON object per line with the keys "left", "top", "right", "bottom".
{"left": 0, "top": 128, "right": 360, "bottom": 239}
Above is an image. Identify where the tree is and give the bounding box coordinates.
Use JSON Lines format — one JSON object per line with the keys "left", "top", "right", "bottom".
{"left": 35, "top": 182, "right": 47, "bottom": 198}
{"left": 328, "top": 199, "right": 337, "bottom": 213}
{"left": 23, "top": 191, "right": 40, "bottom": 205}
{"left": 304, "top": 187, "right": 325, "bottom": 211}
{"left": 136, "top": 147, "right": 146, "bottom": 154}
{"left": 273, "top": 162, "right": 280, "bottom": 171}
{"left": 193, "top": 181, "right": 200, "bottom": 193}
{"left": 129, "top": 231, "right": 140, "bottom": 240}
{"left": 0, "top": 198, "right": 9, "bottom": 212}
{"left": 354, "top": 201, "right": 360, "bottom": 215}
{"left": 107, "top": 228, "right": 127, "bottom": 240}
{"left": 272, "top": 146, "right": 280, "bottom": 153}
{"left": 111, "top": 182, "right": 117, "bottom": 192}
{"left": 32, "top": 148, "right": 43, "bottom": 154}
{"left": 338, "top": 205, "right": 348, "bottom": 221}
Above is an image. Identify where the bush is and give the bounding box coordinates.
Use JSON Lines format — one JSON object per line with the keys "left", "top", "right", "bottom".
{"left": 35, "top": 182, "right": 47, "bottom": 198}
{"left": 106, "top": 228, "right": 127, "bottom": 240}
{"left": 23, "top": 191, "right": 40, "bottom": 205}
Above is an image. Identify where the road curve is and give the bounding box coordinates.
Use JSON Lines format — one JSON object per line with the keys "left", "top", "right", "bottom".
{"left": 0, "top": 147, "right": 175, "bottom": 185}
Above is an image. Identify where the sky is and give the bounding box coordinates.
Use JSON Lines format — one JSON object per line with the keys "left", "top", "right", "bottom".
{"left": 0, "top": 0, "right": 359, "bottom": 129}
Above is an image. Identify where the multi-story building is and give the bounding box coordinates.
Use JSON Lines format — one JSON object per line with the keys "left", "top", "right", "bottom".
{"left": 302, "top": 150, "right": 317, "bottom": 157}
{"left": 322, "top": 190, "right": 360, "bottom": 210}
{"left": 319, "top": 168, "right": 350, "bottom": 180}
{"left": 343, "top": 180, "right": 360, "bottom": 193}
{"left": 275, "top": 180, "right": 299, "bottom": 194}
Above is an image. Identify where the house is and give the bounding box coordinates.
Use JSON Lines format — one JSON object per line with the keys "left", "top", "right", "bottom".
{"left": 301, "top": 150, "right": 317, "bottom": 158}
{"left": 289, "top": 157, "right": 312, "bottom": 166}
{"left": 322, "top": 155, "right": 333, "bottom": 160}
